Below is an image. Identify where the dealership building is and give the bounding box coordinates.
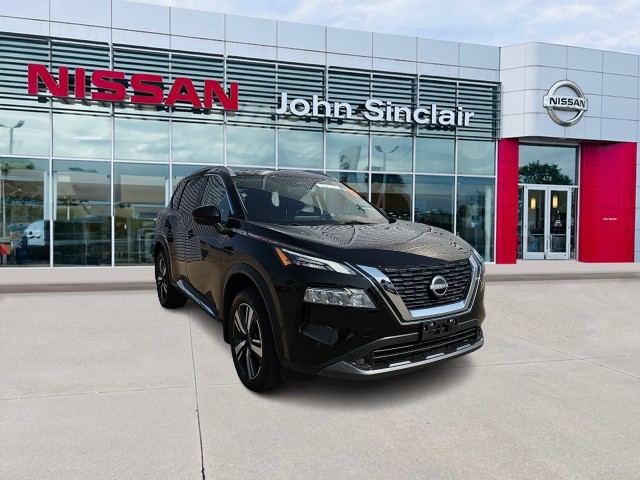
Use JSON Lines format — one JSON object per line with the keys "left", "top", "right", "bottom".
{"left": 0, "top": 0, "right": 639, "bottom": 273}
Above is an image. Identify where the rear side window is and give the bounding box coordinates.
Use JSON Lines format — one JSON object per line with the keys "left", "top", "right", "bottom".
{"left": 171, "top": 181, "right": 187, "bottom": 210}
{"left": 177, "top": 177, "right": 205, "bottom": 214}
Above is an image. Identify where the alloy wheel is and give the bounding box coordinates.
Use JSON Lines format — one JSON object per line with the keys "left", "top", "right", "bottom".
{"left": 156, "top": 253, "right": 168, "bottom": 304}
{"left": 232, "top": 303, "right": 263, "bottom": 380}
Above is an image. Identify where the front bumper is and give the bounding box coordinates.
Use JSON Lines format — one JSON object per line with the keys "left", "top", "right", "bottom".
{"left": 272, "top": 254, "right": 486, "bottom": 378}
{"left": 318, "top": 326, "right": 483, "bottom": 379}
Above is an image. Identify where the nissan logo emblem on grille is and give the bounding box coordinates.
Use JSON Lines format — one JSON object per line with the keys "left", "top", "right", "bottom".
{"left": 430, "top": 276, "right": 448, "bottom": 297}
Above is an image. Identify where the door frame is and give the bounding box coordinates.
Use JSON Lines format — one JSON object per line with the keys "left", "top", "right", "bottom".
{"left": 523, "top": 185, "right": 572, "bottom": 260}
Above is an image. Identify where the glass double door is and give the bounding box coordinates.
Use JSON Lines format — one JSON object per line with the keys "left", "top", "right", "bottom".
{"left": 523, "top": 186, "right": 572, "bottom": 260}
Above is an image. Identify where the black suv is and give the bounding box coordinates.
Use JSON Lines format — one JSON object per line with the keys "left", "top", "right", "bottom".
{"left": 154, "top": 167, "right": 485, "bottom": 391}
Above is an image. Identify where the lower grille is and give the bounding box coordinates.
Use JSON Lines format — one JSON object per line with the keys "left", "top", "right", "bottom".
{"left": 371, "top": 327, "right": 480, "bottom": 369}
{"left": 379, "top": 259, "right": 472, "bottom": 311}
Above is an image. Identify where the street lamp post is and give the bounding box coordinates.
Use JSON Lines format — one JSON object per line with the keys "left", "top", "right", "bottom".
{"left": 0, "top": 120, "right": 26, "bottom": 239}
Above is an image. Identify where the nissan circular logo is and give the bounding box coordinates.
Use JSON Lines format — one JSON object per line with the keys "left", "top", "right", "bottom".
{"left": 430, "top": 276, "right": 448, "bottom": 297}
{"left": 543, "top": 80, "right": 588, "bottom": 127}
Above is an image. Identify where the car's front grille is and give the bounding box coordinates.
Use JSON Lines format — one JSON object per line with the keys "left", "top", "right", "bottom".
{"left": 378, "top": 259, "right": 472, "bottom": 310}
{"left": 371, "top": 327, "right": 480, "bottom": 369}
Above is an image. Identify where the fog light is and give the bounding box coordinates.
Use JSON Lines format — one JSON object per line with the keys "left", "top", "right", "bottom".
{"left": 303, "top": 287, "right": 376, "bottom": 309}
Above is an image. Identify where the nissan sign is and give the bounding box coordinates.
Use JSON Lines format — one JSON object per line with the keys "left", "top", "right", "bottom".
{"left": 543, "top": 80, "right": 588, "bottom": 126}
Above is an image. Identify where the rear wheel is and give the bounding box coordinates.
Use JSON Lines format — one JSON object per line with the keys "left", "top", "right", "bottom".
{"left": 155, "top": 249, "right": 187, "bottom": 309}
{"left": 230, "top": 288, "right": 282, "bottom": 392}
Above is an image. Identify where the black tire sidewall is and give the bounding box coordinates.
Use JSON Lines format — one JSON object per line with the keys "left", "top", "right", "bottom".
{"left": 155, "top": 249, "right": 186, "bottom": 309}
{"left": 229, "top": 288, "right": 281, "bottom": 392}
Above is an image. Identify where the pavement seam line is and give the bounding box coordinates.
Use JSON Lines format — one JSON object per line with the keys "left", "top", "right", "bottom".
{"left": 580, "top": 358, "right": 640, "bottom": 382}
{"left": 0, "top": 385, "right": 192, "bottom": 402}
{"left": 500, "top": 334, "right": 640, "bottom": 382}
{"left": 187, "top": 302, "right": 207, "bottom": 480}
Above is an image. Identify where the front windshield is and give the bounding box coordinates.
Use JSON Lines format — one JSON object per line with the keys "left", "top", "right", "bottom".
{"left": 233, "top": 173, "right": 388, "bottom": 225}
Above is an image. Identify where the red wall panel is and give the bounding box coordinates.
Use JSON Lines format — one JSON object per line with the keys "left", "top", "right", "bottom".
{"left": 496, "top": 138, "right": 519, "bottom": 264}
{"left": 578, "top": 142, "right": 637, "bottom": 262}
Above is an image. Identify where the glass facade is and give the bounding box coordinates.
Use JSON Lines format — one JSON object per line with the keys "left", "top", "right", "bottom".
{"left": 0, "top": 32, "right": 500, "bottom": 267}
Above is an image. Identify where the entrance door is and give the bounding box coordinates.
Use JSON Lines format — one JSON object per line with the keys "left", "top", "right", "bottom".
{"left": 523, "top": 186, "right": 572, "bottom": 260}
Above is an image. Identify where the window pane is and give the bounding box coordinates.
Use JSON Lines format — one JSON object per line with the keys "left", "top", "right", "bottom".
{"left": 172, "top": 121, "right": 223, "bottom": 163}
{"left": 0, "top": 158, "right": 49, "bottom": 267}
{"left": 326, "top": 132, "right": 369, "bottom": 171}
{"left": 326, "top": 171, "right": 369, "bottom": 200}
{"left": 371, "top": 135, "right": 412, "bottom": 173}
{"left": 519, "top": 144, "right": 577, "bottom": 185}
{"left": 172, "top": 164, "right": 207, "bottom": 192}
{"left": 0, "top": 110, "right": 50, "bottom": 157}
{"left": 226, "top": 125, "right": 274, "bottom": 167}
{"left": 53, "top": 160, "right": 111, "bottom": 266}
{"left": 278, "top": 129, "right": 323, "bottom": 169}
{"left": 457, "top": 177, "right": 495, "bottom": 261}
{"left": 415, "top": 175, "right": 454, "bottom": 232}
{"left": 114, "top": 163, "right": 169, "bottom": 265}
{"left": 415, "top": 137, "right": 454, "bottom": 174}
{"left": 53, "top": 113, "right": 112, "bottom": 159}
{"left": 115, "top": 117, "right": 169, "bottom": 162}
{"left": 371, "top": 174, "right": 412, "bottom": 220}
{"left": 457, "top": 140, "right": 495, "bottom": 175}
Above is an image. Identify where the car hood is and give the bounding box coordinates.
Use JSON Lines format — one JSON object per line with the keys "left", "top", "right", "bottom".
{"left": 247, "top": 220, "right": 472, "bottom": 267}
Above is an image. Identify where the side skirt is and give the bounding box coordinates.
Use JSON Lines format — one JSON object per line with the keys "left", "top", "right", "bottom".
{"left": 176, "top": 279, "right": 220, "bottom": 321}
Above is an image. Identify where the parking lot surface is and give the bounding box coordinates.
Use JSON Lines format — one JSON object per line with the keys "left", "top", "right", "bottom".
{"left": 1, "top": 278, "right": 640, "bottom": 479}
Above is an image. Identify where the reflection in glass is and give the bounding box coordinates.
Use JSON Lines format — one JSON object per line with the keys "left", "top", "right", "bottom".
{"left": 278, "top": 129, "right": 323, "bottom": 169}
{"left": 371, "top": 135, "right": 412, "bottom": 172}
{"left": 115, "top": 117, "right": 169, "bottom": 162}
{"left": 457, "top": 140, "right": 495, "bottom": 175}
{"left": 172, "top": 164, "right": 208, "bottom": 192}
{"left": 371, "top": 174, "right": 411, "bottom": 220}
{"left": 415, "top": 137, "right": 454, "bottom": 174}
{"left": 226, "top": 125, "right": 275, "bottom": 167}
{"left": 326, "top": 171, "right": 369, "bottom": 200}
{"left": 53, "top": 113, "right": 111, "bottom": 159}
{"left": 53, "top": 160, "right": 111, "bottom": 266}
{"left": 457, "top": 177, "right": 494, "bottom": 261}
{"left": 172, "top": 121, "right": 223, "bottom": 163}
{"left": 326, "top": 132, "right": 369, "bottom": 171}
{"left": 415, "top": 175, "right": 454, "bottom": 232}
{"left": 526, "top": 189, "right": 545, "bottom": 254}
{"left": 550, "top": 189, "right": 568, "bottom": 253}
{"left": 0, "top": 158, "right": 49, "bottom": 267}
{"left": 0, "top": 111, "right": 50, "bottom": 157}
{"left": 519, "top": 144, "right": 577, "bottom": 185}
{"left": 114, "top": 163, "right": 169, "bottom": 265}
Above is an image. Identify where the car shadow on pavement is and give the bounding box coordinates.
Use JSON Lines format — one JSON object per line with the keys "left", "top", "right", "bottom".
{"left": 270, "top": 357, "right": 474, "bottom": 408}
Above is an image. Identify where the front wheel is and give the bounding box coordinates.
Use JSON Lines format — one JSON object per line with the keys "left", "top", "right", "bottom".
{"left": 230, "top": 288, "right": 283, "bottom": 392}
{"left": 155, "top": 249, "right": 187, "bottom": 309}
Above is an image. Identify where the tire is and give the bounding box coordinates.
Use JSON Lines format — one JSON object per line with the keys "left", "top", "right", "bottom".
{"left": 229, "top": 288, "right": 283, "bottom": 392}
{"left": 155, "top": 249, "right": 187, "bottom": 309}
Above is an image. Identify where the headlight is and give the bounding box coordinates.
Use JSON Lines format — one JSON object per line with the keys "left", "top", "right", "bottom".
{"left": 471, "top": 248, "right": 485, "bottom": 277}
{"left": 304, "top": 287, "right": 376, "bottom": 309}
{"left": 275, "top": 247, "right": 355, "bottom": 275}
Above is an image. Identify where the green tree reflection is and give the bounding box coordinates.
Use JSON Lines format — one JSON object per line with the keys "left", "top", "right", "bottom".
{"left": 519, "top": 161, "right": 572, "bottom": 185}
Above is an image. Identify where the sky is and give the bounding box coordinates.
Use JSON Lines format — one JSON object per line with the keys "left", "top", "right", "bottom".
{"left": 137, "top": 0, "right": 640, "bottom": 54}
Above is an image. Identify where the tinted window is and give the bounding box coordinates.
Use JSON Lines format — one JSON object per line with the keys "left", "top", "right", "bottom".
{"left": 171, "top": 181, "right": 187, "bottom": 210}
{"left": 201, "top": 175, "right": 231, "bottom": 223}
{"left": 178, "top": 177, "right": 205, "bottom": 214}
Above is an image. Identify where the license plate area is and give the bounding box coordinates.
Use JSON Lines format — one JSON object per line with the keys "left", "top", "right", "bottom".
{"left": 420, "top": 318, "right": 458, "bottom": 340}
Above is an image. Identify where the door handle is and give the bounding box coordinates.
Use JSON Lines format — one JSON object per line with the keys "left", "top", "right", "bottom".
{"left": 187, "top": 229, "right": 194, "bottom": 239}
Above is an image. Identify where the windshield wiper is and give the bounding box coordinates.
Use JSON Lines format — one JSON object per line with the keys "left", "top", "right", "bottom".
{"left": 340, "top": 220, "right": 374, "bottom": 225}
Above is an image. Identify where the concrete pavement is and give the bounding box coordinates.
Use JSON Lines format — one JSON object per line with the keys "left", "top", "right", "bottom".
{"left": 2, "top": 276, "right": 640, "bottom": 479}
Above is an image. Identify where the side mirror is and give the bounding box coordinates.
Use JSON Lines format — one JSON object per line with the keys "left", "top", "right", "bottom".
{"left": 192, "top": 205, "right": 221, "bottom": 225}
